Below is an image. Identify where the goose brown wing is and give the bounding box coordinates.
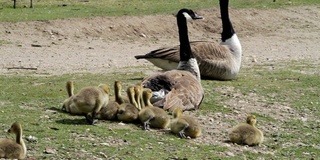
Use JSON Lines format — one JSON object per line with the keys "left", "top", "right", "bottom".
{"left": 135, "top": 46, "right": 180, "bottom": 63}
{"left": 163, "top": 71, "right": 204, "bottom": 111}
{"left": 142, "top": 70, "right": 204, "bottom": 111}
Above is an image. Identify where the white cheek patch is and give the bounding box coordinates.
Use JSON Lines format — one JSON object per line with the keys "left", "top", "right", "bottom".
{"left": 183, "top": 12, "right": 193, "bottom": 21}
{"left": 220, "top": 34, "right": 242, "bottom": 54}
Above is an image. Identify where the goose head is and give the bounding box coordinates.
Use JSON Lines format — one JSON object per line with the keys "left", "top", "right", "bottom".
{"left": 176, "top": 8, "right": 203, "bottom": 81}
{"left": 176, "top": 8, "right": 204, "bottom": 21}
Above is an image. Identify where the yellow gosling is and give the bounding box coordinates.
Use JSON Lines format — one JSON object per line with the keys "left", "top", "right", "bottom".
{"left": 229, "top": 115, "right": 264, "bottom": 146}
{"left": 0, "top": 122, "right": 26, "bottom": 159}
{"left": 170, "top": 107, "right": 202, "bottom": 138}
{"left": 138, "top": 88, "right": 170, "bottom": 130}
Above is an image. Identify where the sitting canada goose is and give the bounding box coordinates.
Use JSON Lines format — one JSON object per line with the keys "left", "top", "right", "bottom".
{"left": 0, "top": 122, "right": 27, "bottom": 159}
{"left": 170, "top": 107, "right": 202, "bottom": 138}
{"left": 138, "top": 88, "right": 170, "bottom": 130}
{"left": 135, "top": 0, "right": 242, "bottom": 80}
{"left": 116, "top": 86, "right": 140, "bottom": 123}
{"left": 62, "top": 81, "right": 110, "bottom": 124}
{"left": 229, "top": 115, "right": 264, "bottom": 146}
{"left": 142, "top": 8, "right": 204, "bottom": 111}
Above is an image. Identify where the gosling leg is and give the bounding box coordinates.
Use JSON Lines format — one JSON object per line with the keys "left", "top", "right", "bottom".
{"left": 85, "top": 112, "right": 98, "bottom": 125}
{"left": 178, "top": 124, "right": 189, "bottom": 139}
{"left": 143, "top": 116, "right": 154, "bottom": 130}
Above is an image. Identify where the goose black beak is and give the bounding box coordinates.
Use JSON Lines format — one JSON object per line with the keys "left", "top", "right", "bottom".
{"left": 193, "top": 14, "right": 204, "bottom": 20}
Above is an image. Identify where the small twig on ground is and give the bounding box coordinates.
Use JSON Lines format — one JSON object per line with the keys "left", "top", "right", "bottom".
{"left": 7, "top": 67, "right": 38, "bottom": 70}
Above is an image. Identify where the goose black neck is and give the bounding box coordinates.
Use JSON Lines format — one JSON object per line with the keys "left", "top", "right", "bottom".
{"left": 177, "top": 14, "right": 193, "bottom": 61}
{"left": 220, "top": 0, "right": 235, "bottom": 42}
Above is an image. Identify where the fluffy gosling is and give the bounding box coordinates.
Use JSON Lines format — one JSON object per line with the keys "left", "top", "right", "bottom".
{"left": 0, "top": 122, "right": 27, "bottom": 159}
{"left": 170, "top": 107, "right": 202, "bottom": 138}
{"left": 229, "top": 115, "right": 264, "bottom": 146}
{"left": 138, "top": 88, "right": 170, "bottom": 130}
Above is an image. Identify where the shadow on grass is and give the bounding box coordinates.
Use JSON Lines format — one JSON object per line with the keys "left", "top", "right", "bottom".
{"left": 128, "top": 77, "right": 144, "bottom": 81}
{"left": 55, "top": 118, "right": 89, "bottom": 125}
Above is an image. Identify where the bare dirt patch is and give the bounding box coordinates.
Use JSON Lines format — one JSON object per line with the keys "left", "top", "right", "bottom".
{"left": 1, "top": 6, "right": 319, "bottom": 75}
{"left": 0, "top": 5, "right": 319, "bottom": 158}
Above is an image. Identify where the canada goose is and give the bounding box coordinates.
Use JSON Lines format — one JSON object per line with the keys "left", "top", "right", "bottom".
{"left": 142, "top": 8, "right": 204, "bottom": 111}
{"left": 62, "top": 81, "right": 110, "bottom": 124}
{"left": 138, "top": 88, "right": 170, "bottom": 130}
{"left": 0, "top": 122, "right": 27, "bottom": 159}
{"left": 170, "top": 107, "right": 202, "bottom": 138}
{"left": 135, "top": 0, "right": 242, "bottom": 80}
{"left": 229, "top": 115, "right": 264, "bottom": 146}
{"left": 116, "top": 86, "right": 140, "bottom": 123}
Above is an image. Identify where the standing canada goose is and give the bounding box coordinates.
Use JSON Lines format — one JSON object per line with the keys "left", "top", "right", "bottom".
{"left": 116, "top": 86, "right": 140, "bottom": 123}
{"left": 135, "top": 0, "right": 242, "bottom": 80}
{"left": 0, "top": 122, "right": 27, "bottom": 159}
{"left": 142, "top": 8, "right": 204, "bottom": 111}
{"left": 62, "top": 81, "right": 110, "bottom": 124}
{"left": 229, "top": 115, "right": 264, "bottom": 146}
{"left": 170, "top": 107, "right": 202, "bottom": 138}
{"left": 138, "top": 88, "right": 170, "bottom": 130}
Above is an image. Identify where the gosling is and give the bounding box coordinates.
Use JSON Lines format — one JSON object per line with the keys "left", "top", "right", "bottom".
{"left": 228, "top": 115, "right": 264, "bottom": 146}
{"left": 116, "top": 86, "right": 139, "bottom": 123}
{"left": 114, "top": 81, "right": 129, "bottom": 104}
{"left": 138, "top": 88, "right": 170, "bottom": 130}
{"left": 0, "top": 122, "right": 27, "bottom": 159}
{"left": 61, "top": 81, "right": 83, "bottom": 115}
{"left": 170, "top": 107, "right": 202, "bottom": 138}
{"left": 62, "top": 81, "right": 110, "bottom": 124}
{"left": 91, "top": 101, "right": 119, "bottom": 120}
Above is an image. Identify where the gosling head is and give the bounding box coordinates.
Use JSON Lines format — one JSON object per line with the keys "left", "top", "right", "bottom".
{"left": 172, "top": 107, "right": 183, "bottom": 118}
{"left": 8, "top": 122, "right": 21, "bottom": 133}
{"left": 246, "top": 115, "right": 257, "bottom": 126}
{"left": 99, "top": 83, "right": 111, "bottom": 94}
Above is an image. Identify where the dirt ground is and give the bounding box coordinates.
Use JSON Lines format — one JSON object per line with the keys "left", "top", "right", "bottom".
{"left": 0, "top": 5, "right": 319, "bottom": 157}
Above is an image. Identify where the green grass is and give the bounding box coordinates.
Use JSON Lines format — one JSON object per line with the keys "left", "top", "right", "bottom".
{"left": 0, "top": 61, "right": 319, "bottom": 159}
{"left": 0, "top": 0, "right": 319, "bottom": 22}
